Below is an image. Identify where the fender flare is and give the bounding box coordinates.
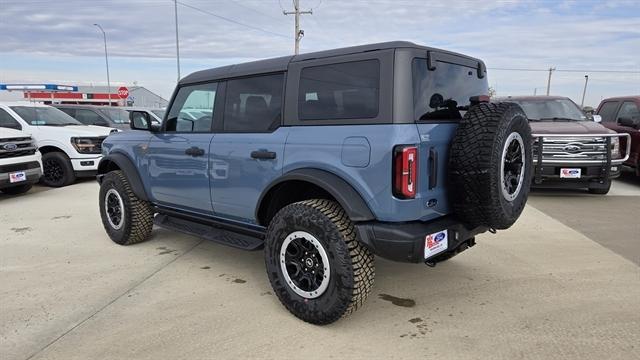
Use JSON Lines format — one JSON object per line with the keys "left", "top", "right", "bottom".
{"left": 97, "top": 152, "right": 149, "bottom": 202}
{"left": 256, "top": 168, "right": 375, "bottom": 222}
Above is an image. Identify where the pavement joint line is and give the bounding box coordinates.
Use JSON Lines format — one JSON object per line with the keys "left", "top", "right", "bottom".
{"left": 24, "top": 239, "right": 205, "bottom": 360}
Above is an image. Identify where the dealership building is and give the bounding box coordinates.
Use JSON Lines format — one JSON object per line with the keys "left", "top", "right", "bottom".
{"left": 0, "top": 84, "right": 168, "bottom": 108}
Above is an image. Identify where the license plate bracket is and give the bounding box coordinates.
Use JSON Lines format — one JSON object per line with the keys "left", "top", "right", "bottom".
{"left": 424, "top": 230, "right": 448, "bottom": 259}
{"left": 560, "top": 168, "right": 581, "bottom": 179}
{"left": 9, "top": 171, "right": 27, "bottom": 183}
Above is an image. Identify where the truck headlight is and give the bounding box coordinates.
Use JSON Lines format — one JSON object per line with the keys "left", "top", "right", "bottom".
{"left": 71, "top": 137, "right": 103, "bottom": 154}
{"left": 611, "top": 137, "right": 621, "bottom": 159}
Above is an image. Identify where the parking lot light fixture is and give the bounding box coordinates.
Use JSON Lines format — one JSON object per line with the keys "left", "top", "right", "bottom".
{"left": 93, "top": 23, "right": 112, "bottom": 106}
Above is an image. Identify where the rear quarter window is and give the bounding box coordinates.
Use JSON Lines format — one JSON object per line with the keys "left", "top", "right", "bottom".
{"left": 298, "top": 59, "right": 380, "bottom": 120}
{"left": 413, "top": 59, "right": 488, "bottom": 121}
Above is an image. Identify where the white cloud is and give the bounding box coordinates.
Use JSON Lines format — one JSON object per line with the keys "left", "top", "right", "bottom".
{"left": 0, "top": 0, "right": 638, "bottom": 105}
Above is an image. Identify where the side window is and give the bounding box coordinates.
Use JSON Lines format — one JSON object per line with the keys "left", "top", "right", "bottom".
{"left": 75, "top": 109, "right": 103, "bottom": 125}
{"left": 166, "top": 82, "right": 217, "bottom": 132}
{"left": 224, "top": 73, "right": 284, "bottom": 132}
{"left": 0, "top": 109, "right": 22, "bottom": 130}
{"left": 597, "top": 101, "right": 619, "bottom": 122}
{"left": 298, "top": 60, "right": 379, "bottom": 120}
{"left": 413, "top": 59, "right": 488, "bottom": 121}
{"left": 617, "top": 101, "right": 639, "bottom": 121}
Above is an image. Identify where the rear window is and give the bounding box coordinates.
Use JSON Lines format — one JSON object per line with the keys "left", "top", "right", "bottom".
{"left": 298, "top": 60, "right": 379, "bottom": 120}
{"left": 413, "top": 59, "right": 488, "bottom": 121}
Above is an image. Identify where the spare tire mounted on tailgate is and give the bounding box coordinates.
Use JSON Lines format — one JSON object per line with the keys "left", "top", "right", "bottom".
{"left": 449, "top": 102, "right": 532, "bottom": 230}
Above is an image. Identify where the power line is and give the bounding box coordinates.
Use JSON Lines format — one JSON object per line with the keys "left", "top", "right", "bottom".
{"left": 489, "top": 67, "right": 640, "bottom": 74}
{"left": 175, "top": 0, "right": 288, "bottom": 38}
{"left": 227, "top": 0, "right": 283, "bottom": 22}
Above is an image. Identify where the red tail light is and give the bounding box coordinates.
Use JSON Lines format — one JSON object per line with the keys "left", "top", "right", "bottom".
{"left": 393, "top": 145, "right": 418, "bottom": 199}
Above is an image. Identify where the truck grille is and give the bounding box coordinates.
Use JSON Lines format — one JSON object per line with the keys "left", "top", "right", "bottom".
{"left": 533, "top": 136, "right": 609, "bottom": 162}
{"left": 0, "top": 137, "right": 37, "bottom": 159}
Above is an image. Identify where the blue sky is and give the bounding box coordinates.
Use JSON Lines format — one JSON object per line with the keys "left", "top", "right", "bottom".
{"left": 0, "top": 0, "right": 638, "bottom": 106}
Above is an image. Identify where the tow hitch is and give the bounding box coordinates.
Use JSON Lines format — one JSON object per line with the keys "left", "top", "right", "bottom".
{"left": 425, "top": 237, "right": 476, "bottom": 267}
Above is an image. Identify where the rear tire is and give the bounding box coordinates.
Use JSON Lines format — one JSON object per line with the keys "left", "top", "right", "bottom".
{"left": 1, "top": 184, "right": 33, "bottom": 195}
{"left": 41, "top": 152, "right": 75, "bottom": 187}
{"left": 588, "top": 180, "right": 611, "bottom": 195}
{"left": 99, "top": 170, "right": 154, "bottom": 245}
{"left": 449, "top": 102, "right": 533, "bottom": 229}
{"left": 264, "top": 199, "right": 375, "bottom": 325}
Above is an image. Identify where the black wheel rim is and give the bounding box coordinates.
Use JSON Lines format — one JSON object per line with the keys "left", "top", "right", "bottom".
{"left": 280, "top": 231, "right": 330, "bottom": 299}
{"left": 501, "top": 132, "right": 525, "bottom": 201}
{"left": 43, "top": 158, "right": 64, "bottom": 184}
{"left": 105, "top": 189, "right": 124, "bottom": 229}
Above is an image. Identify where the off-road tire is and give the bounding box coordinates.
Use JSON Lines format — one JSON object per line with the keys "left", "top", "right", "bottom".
{"left": 588, "top": 180, "right": 611, "bottom": 195}
{"left": 1, "top": 184, "right": 33, "bottom": 195}
{"left": 99, "top": 170, "right": 154, "bottom": 245}
{"left": 264, "top": 199, "right": 375, "bottom": 325}
{"left": 41, "top": 152, "right": 75, "bottom": 187}
{"left": 449, "top": 102, "right": 532, "bottom": 229}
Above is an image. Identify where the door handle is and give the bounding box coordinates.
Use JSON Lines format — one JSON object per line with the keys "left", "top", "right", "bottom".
{"left": 250, "top": 150, "right": 277, "bottom": 160}
{"left": 185, "top": 146, "right": 205, "bottom": 157}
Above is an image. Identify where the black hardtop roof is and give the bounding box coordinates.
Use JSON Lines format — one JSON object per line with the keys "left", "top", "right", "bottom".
{"left": 180, "top": 41, "right": 483, "bottom": 85}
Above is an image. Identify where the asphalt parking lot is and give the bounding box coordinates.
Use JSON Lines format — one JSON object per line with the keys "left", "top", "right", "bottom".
{"left": 1, "top": 177, "right": 639, "bottom": 360}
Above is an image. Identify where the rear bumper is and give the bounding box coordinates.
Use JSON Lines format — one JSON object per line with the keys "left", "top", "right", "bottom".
{"left": 355, "top": 216, "right": 487, "bottom": 263}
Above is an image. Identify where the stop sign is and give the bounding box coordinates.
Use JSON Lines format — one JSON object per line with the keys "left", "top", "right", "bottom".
{"left": 117, "top": 86, "right": 129, "bottom": 99}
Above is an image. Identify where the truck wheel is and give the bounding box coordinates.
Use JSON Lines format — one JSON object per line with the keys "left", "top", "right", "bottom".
{"left": 41, "top": 152, "right": 75, "bottom": 187}
{"left": 99, "top": 170, "right": 154, "bottom": 245}
{"left": 264, "top": 199, "right": 375, "bottom": 325}
{"left": 1, "top": 184, "right": 33, "bottom": 195}
{"left": 449, "top": 102, "right": 533, "bottom": 230}
{"left": 588, "top": 180, "right": 611, "bottom": 195}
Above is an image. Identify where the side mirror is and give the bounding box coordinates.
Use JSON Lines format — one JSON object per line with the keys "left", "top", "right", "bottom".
{"left": 592, "top": 115, "right": 602, "bottom": 123}
{"left": 129, "top": 111, "right": 152, "bottom": 131}
{"left": 619, "top": 116, "right": 640, "bottom": 128}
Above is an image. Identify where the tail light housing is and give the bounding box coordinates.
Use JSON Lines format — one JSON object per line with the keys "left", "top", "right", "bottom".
{"left": 393, "top": 145, "right": 418, "bottom": 199}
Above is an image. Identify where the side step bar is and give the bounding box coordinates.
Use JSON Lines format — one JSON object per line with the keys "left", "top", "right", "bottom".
{"left": 154, "top": 214, "right": 264, "bottom": 251}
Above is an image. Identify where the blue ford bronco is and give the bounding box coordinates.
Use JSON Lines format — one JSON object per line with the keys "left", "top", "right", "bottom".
{"left": 97, "top": 41, "right": 532, "bottom": 324}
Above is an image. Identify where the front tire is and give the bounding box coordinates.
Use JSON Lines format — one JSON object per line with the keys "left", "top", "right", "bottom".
{"left": 264, "top": 199, "right": 375, "bottom": 325}
{"left": 99, "top": 170, "right": 154, "bottom": 245}
{"left": 41, "top": 152, "right": 75, "bottom": 187}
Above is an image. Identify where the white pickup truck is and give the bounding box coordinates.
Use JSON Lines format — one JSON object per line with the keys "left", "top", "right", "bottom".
{"left": 0, "top": 102, "right": 116, "bottom": 187}
{"left": 0, "top": 127, "right": 42, "bottom": 195}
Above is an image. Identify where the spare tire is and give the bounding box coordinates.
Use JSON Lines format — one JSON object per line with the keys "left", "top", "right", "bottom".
{"left": 448, "top": 102, "right": 532, "bottom": 230}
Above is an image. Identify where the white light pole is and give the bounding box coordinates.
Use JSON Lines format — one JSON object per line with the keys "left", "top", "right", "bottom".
{"left": 174, "top": 0, "right": 181, "bottom": 81}
{"left": 581, "top": 75, "right": 589, "bottom": 107}
{"left": 93, "top": 23, "right": 112, "bottom": 106}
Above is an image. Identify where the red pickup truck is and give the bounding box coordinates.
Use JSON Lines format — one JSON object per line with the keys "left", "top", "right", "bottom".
{"left": 596, "top": 96, "right": 640, "bottom": 177}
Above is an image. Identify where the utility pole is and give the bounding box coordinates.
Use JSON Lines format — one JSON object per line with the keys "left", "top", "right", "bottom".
{"left": 581, "top": 75, "right": 589, "bottom": 107}
{"left": 546, "top": 67, "right": 556, "bottom": 96}
{"left": 174, "top": 0, "right": 181, "bottom": 81}
{"left": 283, "top": 0, "right": 312, "bottom": 55}
{"left": 93, "top": 24, "right": 111, "bottom": 106}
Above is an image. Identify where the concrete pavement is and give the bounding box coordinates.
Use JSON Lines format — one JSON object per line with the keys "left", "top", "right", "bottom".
{"left": 1, "top": 182, "right": 639, "bottom": 360}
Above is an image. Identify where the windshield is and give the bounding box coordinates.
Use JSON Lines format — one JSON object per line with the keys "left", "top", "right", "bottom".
{"left": 11, "top": 106, "right": 83, "bottom": 126}
{"left": 100, "top": 108, "right": 130, "bottom": 124}
{"left": 509, "top": 99, "right": 586, "bottom": 121}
